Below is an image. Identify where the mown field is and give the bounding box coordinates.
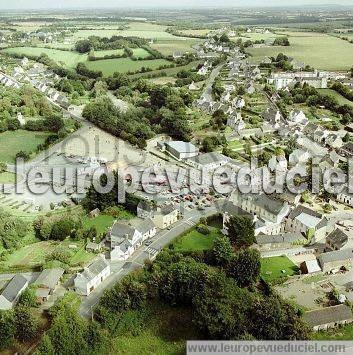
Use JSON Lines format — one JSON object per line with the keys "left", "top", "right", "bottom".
{"left": 2, "top": 47, "right": 88, "bottom": 68}
{"left": 0, "top": 130, "right": 51, "bottom": 162}
{"left": 86, "top": 58, "right": 171, "bottom": 76}
{"left": 261, "top": 256, "right": 299, "bottom": 283}
{"left": 151, "top": 38, "right": 202, "bottom": 56}
{"left": 247, "top": 32, "right": 353, "bottom": 70}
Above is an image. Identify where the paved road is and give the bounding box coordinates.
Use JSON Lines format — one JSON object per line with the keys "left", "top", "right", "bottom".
{"left": 200, "top": 63, "right": 224, "bottom": 102}
{"left": 79, "top": 204, "right": 222, "bottom": 318}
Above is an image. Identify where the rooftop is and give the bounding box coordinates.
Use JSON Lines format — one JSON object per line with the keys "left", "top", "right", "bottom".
{"left": 303, "top": 305, "right": 353, "bottom": 327}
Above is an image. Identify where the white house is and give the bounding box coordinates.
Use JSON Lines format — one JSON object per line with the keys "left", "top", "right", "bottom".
{"left": 136, "top": 218, "right": 157, "bottom": 241}
{"left": 111, "top": 241, "right": 134, "bottom": 261}
{"left": 164, "top": 141, "right": 199, "bottom": 160}
{"left": 74, "top": 256, "right": 110, "bottom": 296}
{"left": 0, "top": 275, "right": 28, "bottom": 310}
{"left": 288, "top": 110, "right": 307, "bottom": 126}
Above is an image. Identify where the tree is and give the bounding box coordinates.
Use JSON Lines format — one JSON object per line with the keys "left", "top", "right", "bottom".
{"left": 0, "top": 162, "right": 7, "bottom": 173}
{"left": 227, "top": 248, "right": 261, "bottom": 287}
{"left": 250, "top": 294, "right": 311, "bottom": 340}
{"left": 0, "top": 311, "right": 15, "bottom": 350}
{"left": 18, "top": 287, "right": 38, "bottom": 308}
{"left": 210, "top": 235, "right": 233, "bottom": 267}
{"left": 225, "top": 215, "right": 255, "bottom": 247}
{"left": 14, "top": 306, "right": 39, "bottom": 342}
{"left": 75, "top": 39, "right": 92, "bottom": 53}
{"left": 50, "top": 220, "right": 75, "bottom": 241}
{"left": 15, "top": 150, "right": 30, "bottom": 161}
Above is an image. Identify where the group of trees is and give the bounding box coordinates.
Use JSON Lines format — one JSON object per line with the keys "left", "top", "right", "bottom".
{"left": 273, "top": 36, "right": 290, "bottom": 46}
{"left": 92, "top": 215, "right": 310, "bottom": 341}
{"left": 0, "top": 209, "right": 28, "bottom": 253}
{"left": 75, "top": 35, "right": 148, "bottom": 53}
{"left": 331, "top": 81, "right": 353, "bottom": 102}
{"left": 175, "top": 68, "right": 204, "bottom": 87}
{"left": 0, "top": 290, "right": 40, "bottom": 351}
{"left": 82, "top": 80, "right": 193, "bottom": 147}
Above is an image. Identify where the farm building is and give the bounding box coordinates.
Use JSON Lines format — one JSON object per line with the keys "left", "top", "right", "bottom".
{"left": 34, "top": 268, "right": 64, "bottom": 303}
{"left": 303, "top": 305, "right": 353, "bottom": 331}
{"left": 0, "top": 275, "right": 28, "bottom": 310}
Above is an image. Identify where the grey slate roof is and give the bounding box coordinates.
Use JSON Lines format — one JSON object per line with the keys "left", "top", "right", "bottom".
{"left": 318, "top": 248, "right": 353, "bottom": 265}
{"left": 111, "top": 222, "right": 135, "bottom": 239}
{"left": 35, "top": 268, "right": 64, "bottom": 290}
{"left": 241, "top": 193, "right": 286, "bottom": 215}
{"left": 80, "top": 257, "right": 109, "bottom": 282}
{"left": 158, "top": 204, "right": 177, "bottom": 215}
{"left": 326, "top": 229, "right": 348, "bottom": 250}
{"left": 256, "top": 233, "right": 305, "bottom": 245}
{"left": 303, "top": 305, "right": 353, "bottom": 327}
{"left": 136, "top": 218, "right": 155, "bottom": 234}
{"left": 1, "top": 275, "right": 27, "bottom": 303}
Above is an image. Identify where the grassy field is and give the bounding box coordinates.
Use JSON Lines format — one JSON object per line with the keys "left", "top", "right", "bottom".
{"left": 2, "top": 47, "right": 88, "bottom": 68}
{"left": 319, "top": 89, "right": 353, "bottom": 107}
{"left": 130, "top": 60, "right": 202, "bottom": 79}
{"left": 0, "top": 130, "right": 51, "bottom": 162}
{"left": 178, "top": 29, "right": 210, "bottom": 37}
{"left": 92, "top": 48, "right": 150, "bottom": 59}
{"left": 312, "top": 323, "right": 353, "bottom": 340}
{"left": 151, "top": 38, "right": 202, "bottom": 56}
{"left": 173, "top": 228, "right": 219, "bottom": 251}
{"left": 247, "top": 32, "right": 353, "bottom": 70}
{"left": 82, "top": 214, "right": 115, "bottom": 234}
{"left": 0, "top": 172, "right": 16, "bottom": 183}
{"left": 86, "top": 58, "right": 171, "bottom": 76}
{"left": 261, "top": 256, "right": 299, "bottom": 283}
{"left": 112, "top": 302, "right": 200, "bottom": 355}
{"left": 1, "top": 239, "right": 94, "bottom": 272}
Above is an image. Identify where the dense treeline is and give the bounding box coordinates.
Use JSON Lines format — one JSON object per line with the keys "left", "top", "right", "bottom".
{"left": 82, "top": 79, "right": 192, "bottom": 147}
{"left": 75, "top": 35, "right": 148, "bottom": 53}
{"left": 332, "top": 81, "right": 353, "bottom": 102}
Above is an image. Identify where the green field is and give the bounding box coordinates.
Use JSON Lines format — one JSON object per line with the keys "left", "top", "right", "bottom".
{"left": 261, "top": 256, "right": 299, "bottom": 283}
{"left": 0, "top": 172, "right": 16, "bottom": 183}
{"left": 319, "top": 89, "right": 353, "bottom": 107}
{"left": 151, "top": 38, "right": 202, "bottom": 56}
{"left": 2, "top": 47, "right": 88, "bottom": 68}
{"left": 82, "top": 214, "right": 115, "bottom": 234}
{"left": 247, "top": 32, "right": 353, "bottom": 70}
{"left": 173, "top": 228, "right": 219, "bottom": 251}
{"left": 0, "top": 130, "right": 51, "bottom": 162}
{"left": 86, "top": 58, "right": 171, "bottom": 76}
{"left": 92, "top": 48, "right": 150, "bottom": 59}
{"left": 1, "top": 239, "right": 94, "bottom": 272}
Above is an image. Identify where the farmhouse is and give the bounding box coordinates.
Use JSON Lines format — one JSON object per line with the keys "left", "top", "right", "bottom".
{"left": 153, "top": 204, "right": 178, "bottom": 229}
{"left": 187, "top": 152, "right": 229, "bottom": 171}
{"left": 136, "top": 218, "right": 157, "bottom": 241}
{"left": 34, "top": 268, "right": 64, "bottom": 303}
{"left": 303, "top": 305, "right": 353, "bottom": 331}
{"left": 74, "top": 256, "right": 110, "bottom": 296}
{"left": 0, "top": 275, "right": 28, "bottom": 310}
{"left": 318, "top": 248, "right": 353, "bottom": 272}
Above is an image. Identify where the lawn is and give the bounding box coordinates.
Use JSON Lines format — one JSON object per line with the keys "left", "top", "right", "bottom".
{"left": 261, "top": 256, "right": 299, "bottom": 283}
{"left": 0, "top": 172, "right": 16, "bottom": 183}
{"left": 112, "top": 302, "right": 201, "bottom": 355}
{"left": 312, "top": 323, "right": 353, "bottom": 340}
{"left": 82, "top": 214, "right": 115, "bottom": 235}
{"left": 247, "top": 32, "right": 353, "bottom": 70}
{"left": 91, "top": 48, "right": 150, "bottom": 59}
{"left": 173, "top": 228, "right": 219, "bottom": 251}
{"left": 86, "top": 58, "right": 171, "bottom": 76}
{"left": 2, "top": 47, "right": 88, "bottom": 68}
{"left": 319, "top": 89, "right": 353, "bottom": 107}
{"left": 0, "top": 130, "right": 51, "bottom": 163}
